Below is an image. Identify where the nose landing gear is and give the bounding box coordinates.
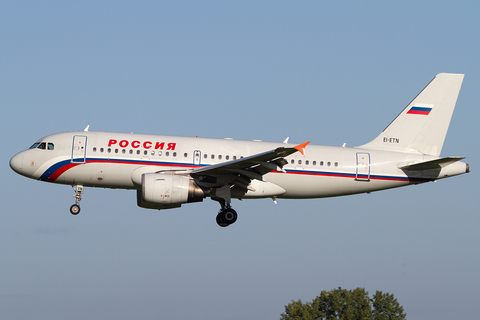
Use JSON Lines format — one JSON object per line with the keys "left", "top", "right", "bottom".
{"left": 70, "top": 185, "right": 83, "bottom": 215}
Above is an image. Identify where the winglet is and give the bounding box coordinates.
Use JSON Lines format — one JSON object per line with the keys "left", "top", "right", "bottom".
{"left": 293, "top": 141, "right": 310, "bottom": 155}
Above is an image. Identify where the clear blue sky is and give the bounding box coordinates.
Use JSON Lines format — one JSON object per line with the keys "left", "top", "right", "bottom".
{"left": 1, "top": 1, "right": 479, "bottom": 319}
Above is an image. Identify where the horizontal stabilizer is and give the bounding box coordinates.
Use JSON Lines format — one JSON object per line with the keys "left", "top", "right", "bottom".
{"left": 399, "top": 157, "right": 465, "bottom": 171}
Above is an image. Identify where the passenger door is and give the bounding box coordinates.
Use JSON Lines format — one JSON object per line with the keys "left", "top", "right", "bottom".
{"left": 355, "top": 152, "right": 370, "bottom": 181}
{"left": 72, "top": 135, "right": 87, "bottom": 163}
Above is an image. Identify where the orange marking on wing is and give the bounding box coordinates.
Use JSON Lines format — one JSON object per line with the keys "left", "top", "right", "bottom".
{"left": 293, "top": 141, "right": 310, "bottom": 155}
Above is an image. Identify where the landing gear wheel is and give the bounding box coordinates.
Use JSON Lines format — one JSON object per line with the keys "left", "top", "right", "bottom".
{"left": 216, "top": 214, "right": 229, "bottom": 227}
{"left": 216, "top": 208, "right": 237, "bottom": 227}
{"left": 70, "top": 204, "right": 80, "bottom": 215}
{"left": 223, "top": 208, "right": 237, "bottom": 224}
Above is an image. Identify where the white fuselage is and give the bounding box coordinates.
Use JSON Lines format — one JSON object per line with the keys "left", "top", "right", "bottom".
{"left": 8, "top": 74, "right": 469, "bottom": 227}
{"left": 10, "top": 131, "right": 468, "bottom": 199}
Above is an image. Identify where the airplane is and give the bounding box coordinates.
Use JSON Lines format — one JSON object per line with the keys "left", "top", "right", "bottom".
{"left": 10, "top": 73, "right": 469, "bottom": 227}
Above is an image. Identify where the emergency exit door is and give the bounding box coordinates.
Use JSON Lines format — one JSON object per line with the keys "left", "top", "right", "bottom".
{"left": 193, "top": 150, "right": 201, "bottom": 165}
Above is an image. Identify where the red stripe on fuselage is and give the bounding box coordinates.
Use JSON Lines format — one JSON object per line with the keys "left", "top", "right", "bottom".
{"left": 47, "top": 163, "right": 81, "bottom": 182}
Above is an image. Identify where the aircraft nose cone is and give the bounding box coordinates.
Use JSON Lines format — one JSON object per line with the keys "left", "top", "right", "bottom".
{"left": 10, "top": 153, "right": 23, "bottom": 174}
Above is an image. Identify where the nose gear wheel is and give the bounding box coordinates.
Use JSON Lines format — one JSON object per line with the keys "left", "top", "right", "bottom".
{"left": 70, "top": 204, "right": 80, "bottom": 215}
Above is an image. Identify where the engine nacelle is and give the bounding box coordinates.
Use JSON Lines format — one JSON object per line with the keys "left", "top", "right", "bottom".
{"left": 137, "top": 173, "right": 206, "bottom": 209}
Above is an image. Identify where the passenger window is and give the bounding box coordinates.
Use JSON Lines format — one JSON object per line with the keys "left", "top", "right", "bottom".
{"left": 129, "top": 150, "right": 133, "bottom": 154}
{"left": 144, "top": 150, "right": 148, "bottom": 155}
{"left": 204, "top": 154, "right": 207, "bottom": 159}
{"left": 122, "top": 149, "right": 126, "bottom": 154}
{"left": 107, "top": 148, "right": 111, "bottom": 153}
{"left": 291, "top": 159, "right": 294, "bottom": 164}
{"left": 327, "top": 162, "right": 331, "bottom": 166}
{"left": 233, "top": 156, "right": 237, "bottom": 160}
{"left": 219, "top": 155, "right": 222, "bottom": 160}
{"left": 93, "top": 147, "right": 97, "bottom": 152}
{"left": 136, "top": 150, "right": 140, "bottom": 155}
{"left": 100, "top": 148, "right": 104, "bottom": 153}
{"left": 158, "top": 151, "right": 162, "bottom": 156}
{"left": 166, "top": 152, "right": 170, "bottom": 156}
{"left": 226, "top": 155, "right": 229, "bottom": 160}
{"left": 48, "top": 143, "right": 54, "bottom": 150}
{"left": 306, "top": 160, "right": 309, "bottom": 165}
{"left": 173, "top": 152, "right": 177, "bottom": 157}
{"left": 320, "top": 161, "right": 324, "bottom": 166}
{"left": 115, "top": 149, "right": 118, "bottom": 153}
{"left": 151, "top": 151, "right": 155, "bottom": 156}
{"left": 211, "top": 154, "right": 215, "bottom": 159}
{"left": 30, "top": 142, "right": 40, "bottom": 149}
{"left": 335, "top": 162, "right": 338, "bottom": 167}
{"left": 184, "top": 153, "right": 188, "bottom": 158}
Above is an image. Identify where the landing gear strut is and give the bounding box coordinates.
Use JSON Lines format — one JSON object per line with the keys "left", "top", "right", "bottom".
{"left": 70, "top": 185, "right": 83, "bottom": 215}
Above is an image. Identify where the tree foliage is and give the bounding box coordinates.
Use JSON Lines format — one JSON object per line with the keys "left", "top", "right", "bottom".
{"left": 280, "top": 287, "right": 406, "bottom": 320}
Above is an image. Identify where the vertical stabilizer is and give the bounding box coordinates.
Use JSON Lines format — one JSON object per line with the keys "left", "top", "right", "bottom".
{"left": 357, "top": 73, "right": 464, "bottom": 156}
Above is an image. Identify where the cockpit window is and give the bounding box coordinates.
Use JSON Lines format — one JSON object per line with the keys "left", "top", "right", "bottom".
{"left": 29, "top": 141, "right": 54, "bottom": 150}
{"left": 30, "top": 142, "right": 53, "bottom": 150}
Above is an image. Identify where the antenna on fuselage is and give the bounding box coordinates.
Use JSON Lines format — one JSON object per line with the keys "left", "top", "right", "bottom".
{"left": 84, "top": 125, "right": 90, "bottom": 132}
{"left": 283, "top": 137, "right": 289, "bottom": 144}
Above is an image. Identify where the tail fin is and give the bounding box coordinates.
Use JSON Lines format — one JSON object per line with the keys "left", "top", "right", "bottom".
{"left": 357, "top": 73, "right": 464, "bottom": 156}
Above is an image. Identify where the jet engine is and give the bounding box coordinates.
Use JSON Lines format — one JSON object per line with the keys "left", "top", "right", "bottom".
{"left": 137, "top": 173, "right": 207, "bottom": 209}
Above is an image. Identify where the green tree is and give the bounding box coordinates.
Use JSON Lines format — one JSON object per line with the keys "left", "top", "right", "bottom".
{"left": 280, "top": 287, "right": 406, "bottom": 320}
{"left": 371, "top": 291, "right": 406, "bottom": 320}
{"left": 282, "top": 299, "right": 316, "bottom": 320}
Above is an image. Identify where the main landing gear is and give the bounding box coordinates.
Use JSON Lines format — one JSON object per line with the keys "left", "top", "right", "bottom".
{"left": 70, "top": 185, "right": 83, "bottom": 215}
{"left": 216, "top": 206, "right": 238, "bottom": 227}
{"left": 215, "top": 197, "right": 237, "bottom": 227}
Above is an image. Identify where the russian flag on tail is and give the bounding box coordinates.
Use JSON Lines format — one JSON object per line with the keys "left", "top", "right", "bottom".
{"left": 407, "top": 106, "right": 432, "bottom": 115}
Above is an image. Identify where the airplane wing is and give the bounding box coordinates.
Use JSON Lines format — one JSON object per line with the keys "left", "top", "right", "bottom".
{"left": 190, "top": 141, "right": 310, "bottom": 189}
